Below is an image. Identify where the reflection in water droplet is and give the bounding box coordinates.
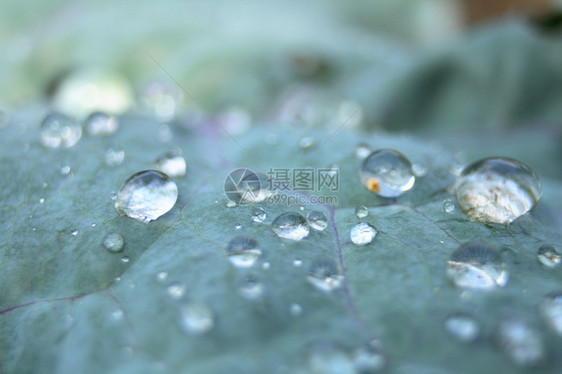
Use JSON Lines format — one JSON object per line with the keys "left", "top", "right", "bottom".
{"left": 155, "top": 151, "right": 186, "bottom": 177}
{"left": 85, "top": 112, "right": 118, "bottom": 136}
{"left": 453, "top": 158, "right": 541, "bottom": 224}
{"left": 290, "top": 303, "right": 303, "bottom": 317}
{"left": 271, "top": 212, "right": 310, "bottom": 241}
{"left": 350, "top": 222, "right": 376, "bottom": 246}
{"left": 443, "top": 200, "right": 455, "bottom": 213}
{"left": 251, "top": 206, "right": 267, "bottom": 223}
{"left": 496, "top": 319, "right": 545, "bottom": 367}
{"left": 307, "top": 210, "right": 328, "bottom": 231}
{"left": 114, "top": 170, "right": 178, "bottom": 223}
{"left": 412, "top": 163, "right": 428, "bottom": 177}
{"left": 105, "top": 147, "right": 125, "bottom": 166}
{"left": 226, "top": 236, "right": 262, "bottom": 268}
{"left": 40, "top": 113, "right": 82, "bottom": 148}
{"left": 103, "top": 232, "right": 124, "bottom": 253}
{"left": 355, "top": 206, "right": 368, "bottom": 218}
{"left": 359, "top": 149, "right": 415, "bottom": 198}
{"left": 537, "top": 244, "right": 561, "bottom": 268}
{"left": 299, "top": 136, "right": 316, "bottom": 150}
{"left": 447, "top": 242, "right": 508, "bottom": 290}
{"left": 180, "top": 302, "right": 214, "bottom": 335}
{"left": 167, "top": 282, "right": 186, "bottom": 300}
{"left": 355, "top": 143, "right": 371, "bottom": 160}
{"left": 539, "top": 292, "right": 562, "bottom": 336}
{"left": 238, "top": 276, "right": 264, "bottom": 300}
{"left": 307, "top": 259, "right": 343, "bottom": 293}
{"left": 156, "top": 271, "right": 168, "bottom": 282}
{"left": 444, "top": 313, "right": 480, "bottom": 343}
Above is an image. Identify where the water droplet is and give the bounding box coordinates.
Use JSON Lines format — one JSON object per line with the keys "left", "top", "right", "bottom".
{"left": 299, "top": 136, "right": 316, "bottom": 150}
{"left": 140, "top": 80, "right": 183, "bottom": 122}
{"left": 290, "top": 303, "right": 303, "bottom": 317}
{"left": 91, "top": 223, "right": 97, "bottom": 227}
{"left": 453, "top": 158, "right": 542, "bottom": 224}
{"left": 539, "top": 292, "right": 562, "bottom": 336}
{"left": 156, "top": 271, "right": 168, "bottom": 282}
{"left": 352, "top": 342, "right": 388, "bottom": 373}
{"left": 226, "top": 236, "right": 262, "bottom": 268}
{"left": 443, "top": 199, "right": 455, "bottom": 213}
{"left": 537, "top": 244, "right": 561, "bottom": 268}
{"left": 104, "top": 147, "right": 125, "bottom": 166}
{"left": 155, "top": 151, "right": 186, "bottom": 177}
{"left": 180, "top": 302, "right": 214, "bottom": 335}
{"left": 355, "top": 143, "right": 371, "bottom": 160}
{"left": 355, "top": 206, "right": 368, "bottom": 218}
{"left": 60, "top": 164, "right": 71, "bottom": 175}
{"left": 39, "top": 198, "right": 45, "bottom": 204}
{"left": 307, "top": 259, "right": 343, "bottom": 293}
{"left": 110, "top": 309, "right": 124, "bottom": 321}
{"left": 447, "top": 242, "right": 508, "bottom": 290}
{"left": 85, "top": 112, "right": 118, "bottom": 136}
{"left": 114, "top": 170, "right": 178, "bottom": 223}
{"left": 262, "top": 262, "right": 271, "bottom": 270}
{"left": 412, "top": 162, "right": 428, "bottom": 177}
{"left": 52, "top": 68, "right": 134, "bottom": 119}
{"left": 238, "top": 276, "right": 264, "bottom": 300}
{"left": 71, "top": 229, "right": 79, "bottom": 236}
{"left": 121, "top": 256, "right": 130, "bottom": 263}
{"left": 271, "top": 212, "right": 310, "bottom": 241}
{"left": 307, "top": 210, "right": 328, "bottom": 231}
{"left": 495, "top": 319, "right": 545, "bottom": 366}
{"left": 251, "top": 206, "right": 266, "bottom": 223}
{"left": 359, "top": 149, "right": 415, "bottom": 198}
{"left": 40, "top": 113, "right": 82, "bottom": 148}
{"left": 226, "top": 200, "right": 237, "bottom": 208}
{"left": 102, "top": 232, "right": 124, "bottom": 253}
{"left": 167, "top": 282, "right": 186, "bottom": 300}
{"left": 350, "top": 222, "right": 376, "bottom": 246}
{"left": 444, "top": 313, "right": 480, "bottom": 343}
{"left": 293, "top": 259, "right": 303, "bottom": 267}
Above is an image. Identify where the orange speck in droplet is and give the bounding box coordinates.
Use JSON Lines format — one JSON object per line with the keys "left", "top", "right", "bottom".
{"left": 367, "top": 178, "right": 380, "bottom": 193}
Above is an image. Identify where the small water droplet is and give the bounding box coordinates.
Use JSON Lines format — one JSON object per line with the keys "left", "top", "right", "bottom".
{"left": 71, "top": 229, "right": 79, "bottom": 236}
{"left": 85, "top": 112, "right": 118, "bottom": 136}
{"left": 102, "top": 232, "right": 125, "bottom": 253}
{"left": 114, "top": 170, "right": 178, "bottom": 223}
{"left": 104, "top": 147, "right": 125, "bottom": 166}
{"left": 443, "top": 199, "right": 455, "bottom": 213}
{"left": 251, "top": 206, "right": 267, "bottom": 223}
{"left": 453, "top": 158, "right": 542, "bottom": 224}
{"left": 444, "top": 313, "right": 480, "bottom": 343}
{"left": 262, "top": 262, "right": 271, "bottom": 270}
{"left": 156, "top": 271, "right": 168, "bottom": 282}
{"left": 290, "top": 303, "right": 303, "bottom": 317}
{"left": 359, "top": 149, "right": 415, "bottom": 197}
{"left": 350, "top": 222, "right": 376, "bottom": 246}
{"left": 307, "top": 259, "right": 343, "bottom": 293}
{"left": 167, "top": 282, "right": 186, "bottom": 300}
{"left": 299, "top": 136, "right": 316, "bottom": 150}
{"left": 355, "top": 206, "right": 368, "bottom": 218}
{"left": 495, "top": 319, "right": 545, "bottom": 366}
{"left": 355, "top": 143, "right": 371, "bottom": 160}
{"left": 234, "top": 223, "right": 242, "bottom": 230}
{"left": 155, "top": 151, "right": 186, "bottom": 177}
{"left": 447, "top": 242, "right": 508, "bottom": 290}
{"left": 226, "top": 200, "right": 237, "bottom": 208}
{"left": 121, "top": 256, "right": 130, "bottom": 263}
{"left": 180, "top": 302, "right": 214, "bottom": 335}
{"left": 307, "top": 210, "right": 328, "bottom": 231}
{"left": 39, "top": 198, "right": 45, "bottom": 204}
{"left": 238, "top": 276, "right": 264, "bottom": 300}
{"left": 412, "top": 162, "right": 428, "bottom": 177}
{"left": 539, "top": 292, "right": 562, "bottom": 336}
{"left": 271, "top": 212, "right": 310, "bottom": 241}
{"left": 293, "top": 259, "right": 303, "bottom": 267}
{"left": 226, "top": 236, "right": 262, "bottom": 268}
{"left": 40, "top": 113, "right": 82, "bottom": 148}
{"left": 91, "top": 223, "right": 96, "bottom": 227}
{"left": 110, "top": 309, "right": 124, "bottom": 321}
{"left": 537, "top": 244, "right": 561, "bottom": 268}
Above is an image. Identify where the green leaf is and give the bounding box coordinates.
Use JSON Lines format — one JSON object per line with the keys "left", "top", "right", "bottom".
{"left": 1, "top": 110, "right": 561, "bottom": 373}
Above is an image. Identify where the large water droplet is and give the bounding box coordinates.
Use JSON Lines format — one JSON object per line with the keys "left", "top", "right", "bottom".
{"left": 350, "top": 222, "right": 376, "bottom": 246}
{"left": 85, "top": 112, "right": 118, "bottom": 136}
{"left": 105, "top": 147, "right": 125, "bottom": 166}
{"left": 251, "top": 206, "right": 267, "bottom": 223}
{"left": 453, "top": 158, "right": 541, "bottom": 224}
{"left": 355, "top": 205, "right": 368, "bottom": 218}
{"left": 444, "top": 313, "right": 480, "bottom": 343}
{"left": 155, "top": 151, "right": 186, "bottom": 178}
{"left": 40, "top": 113, "right": 82, "bottom": 148}
{"left": 238, "top": 276, "right": 264, "bottom": 300}
{"left": 447, "top": 242, "right": 508, "bottom": 290}
{"left": 307, "top": 210, "right": 328, "bottom": 231}
{"left": 180, "top": 302, "right": 214, "bottom": 335}
{"left": 537, "top": 244, "right": 561, "bottom": 268}
{"left": 307, "top": 259, "right": 343, "bottom": 293}
{"left": 359, "top": 149, "right": 415, "bottom": 197}
{"left": 114, "top": 170, "right": 178, "bottom": 223}
{"left": 539, "top": 292, "right": 562, "bottom": 336}
{"left": 495, "top": 319, "right": 545, "bottom": 366}
{"left": 102, "top": 232, "right": 124, "bottom": 253}
{"left": 271, "top": 212, "right": 310, "bottom": 241}
{"left": 226, "top": 236, "right": 262, "bottom": 268}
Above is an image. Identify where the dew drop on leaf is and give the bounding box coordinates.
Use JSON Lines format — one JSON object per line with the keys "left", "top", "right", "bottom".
{"left": 251, "top": 206, "right": 267, "bottom": 223}
{"left": 447, "top": 242, "right": 508, "bottom": 290}
{"left": 307, "top": 210, "right": 328, "bottom": 231}
{"left": 60, "top": 164, "right": 71, "bottom": 175}
{"left": 238, "top": 276, "right": 264, "bottom": 300}
{"left": 114, "top": 170, "right": 178, "bottom": 223}
{"left": 539, "top": 292, "right": 562, "bottom": 336}
{"left": 307, "top": 259, "right": 343, "bottom": 293}
{"left": 226, "top": 200, "right": 237, "bottom": 208}
{"left": 121, "top": 256, "right": 130, "bottom": 263}
{"left": 412, "top": 162, "right": 428, "bottom": 177}
{"left": 40, "top": 113, "right": 82, "bottom": 148}
{"left": 271, "top": 212, "right": 310, "bottom": 241}
{"left": 453, "top": 157, "right": 541, "bottom": 224}
{"left": 355, "top": 205, "right": 368, "bottom": 218}
{"left": 443, "top": 199, "right": 455, "bottom": 213}
{"left": 167, "top": 282, "right": 186, "bottom": 300}
{"left": 293, "top": 259, "right": 303, "bottom": 267}
{"left": 354, "top": 142, "right": 371, "bottom": 160}
{"left": 102, "top": 232, "right": 124, "bottom": 253}
{"left": 226, "top": 236, "right": 262, "bottom": 268}
{"left": 299, "top": 136, "right": 316, "bottom": 150}
{"left": 444, "top": 313, "right": 480, "bottom": 343}
{"left": 85, "top": 112, "right": 118, "bottom": 136}
{"left": 234, "top": 223, "right": 242, "bottom": 230}
{"left": 359, "top": 149, "right": 415, "bottom": 197}
{"left": 180, "top": 302, "right": 214, "bottom": 336}
{"left": 350, "top": 222, "right": 376, "bottom": 246}
{"left": 156, "top": 271, "right": 168, "bottom": 282}
{"left": 495, "top": 319, "right": 545, "bottom": 367}
{"left": 155, "top": 151, "right": 186, "bottom": 177}
{"left": 536, "top": 244, "right": 561, "bottom": 268}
